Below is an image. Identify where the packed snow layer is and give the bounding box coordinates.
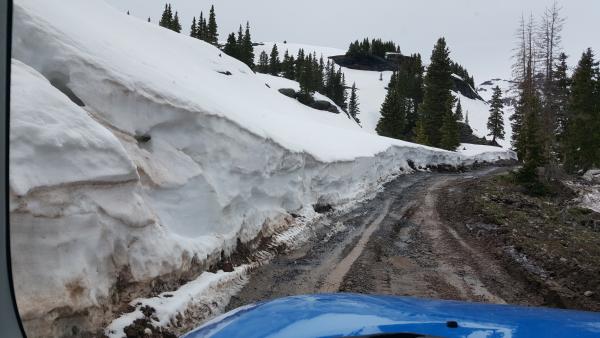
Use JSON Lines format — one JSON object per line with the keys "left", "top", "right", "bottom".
{"left": 11, "top": 1, "right": 515, "bottom": 336}
{"left": 9, "top": 60, "right": 138, "bottom": 195}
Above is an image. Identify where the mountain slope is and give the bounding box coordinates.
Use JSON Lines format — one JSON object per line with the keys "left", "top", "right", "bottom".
{"left": 255, "top": 42, "right": 515, "bottom": 148}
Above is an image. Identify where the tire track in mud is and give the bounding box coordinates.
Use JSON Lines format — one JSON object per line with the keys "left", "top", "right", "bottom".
{"left": 226, "top": 167, "right": 520, "bottom": 313}
{"left": 320, "top": 198, "right": 392, "bottom": 292}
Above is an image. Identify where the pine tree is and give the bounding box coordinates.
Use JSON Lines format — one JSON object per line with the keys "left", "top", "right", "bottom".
{"left": 553, "top": 52, "right": 571, "bottom": 160}
{"left": 376, "top": 73, "right": 405, "bottom": 139}
{"left": 257, "top": 51, "right": 269, "bottom": 73}
{"left": 348, "top": 83, "right": 360, "bottom": 123}
{"left": 172, "top": 11, "right": 182, "bottom": 33}
{"left": 454, "top": 98, "right": 463, "bottom": 121}
{"left": 240, "top": 22, "right": 255, "bottom": 68}
{"left": 223, "top": 33, "right": 239, "bottom": 59}
{"left": 376, "top": 61, "right": 422, "bottom": 141}
{"left": 553, "top": 53, "right": 570, "bottom": 133}
{"left": 281, "top": 50, "right": 294, "bottom": 79}
{"left": 198, "top": 12, "right": 206, "bottom": 40}
{"left": 518, "top": 54, "right": 545, "bottom": 182}
{"left": 418, "top": 38, "right": 455, "bottom": 147}
{"left": 159, "top": 4, "right": 172, "bottom": 29}
{"left": 487, "top": 86, "right": 505, "bottom": 143}
{"left": 340, "top": 72, "right": 348, "bottom": 110}
{"left": 440, "top": 110, "right": 460, "bottom": 150}
{"left": 207, "top": 5, "right": 218, "bottom": 45}
{"left": 190, "top": 17, "right": 198, "bottom": 38}
{"left": 414, "top": 118, "right": 429, "bottom": 145}
{"left": 269, "top": 44, "right": 280, "bottom": 75}
{"left": 564, "top": 48, "right": 600, "bottom": 172}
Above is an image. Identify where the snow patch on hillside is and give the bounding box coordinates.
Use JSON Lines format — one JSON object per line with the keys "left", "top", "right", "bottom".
{"left": 255, "top": 42, "right": 393, "bottom": 133}
{"left": 256, "top": 42, "right": 515, "bottom": 148}
{"left": 255, "top": 73, "right": 352, "bottom": 122}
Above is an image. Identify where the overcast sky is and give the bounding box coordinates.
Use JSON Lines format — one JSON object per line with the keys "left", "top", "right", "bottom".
{"left": 106, "top": 0, "right": 600, "bottom": 82}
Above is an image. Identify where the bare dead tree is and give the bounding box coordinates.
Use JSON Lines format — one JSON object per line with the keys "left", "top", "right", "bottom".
{"left": 537, "top": 2, "right": 565, "bottom": 170}
{"left": 538, "top": 1, "right": 565, "bottom": 81}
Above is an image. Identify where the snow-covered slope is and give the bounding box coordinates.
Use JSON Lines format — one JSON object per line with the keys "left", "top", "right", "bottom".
{"left": 255, "top": 73, "right": 352, "bottom": 121}
{"left": 256, "top": 42, "right": 516, "bottom": 149}
{"left": 470, "top": 78, "right": 518, "bottom": 148}
{"left": 255, "top": 42, "right": 393, "bottom": 133}
{"left": 11, "top": 1, "right": 515, "bottom": 336}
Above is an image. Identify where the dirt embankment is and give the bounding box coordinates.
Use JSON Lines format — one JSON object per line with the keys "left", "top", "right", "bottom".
{"left": 438, "top": 172, "right": 600, "bottom": 311}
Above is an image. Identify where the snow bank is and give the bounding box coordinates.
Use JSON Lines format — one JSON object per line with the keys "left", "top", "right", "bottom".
{"left": 9, "top": 60, "right": 137, "bottom": 195}
{"left": 11, "top": 1, "right": 515, "bottom": 336}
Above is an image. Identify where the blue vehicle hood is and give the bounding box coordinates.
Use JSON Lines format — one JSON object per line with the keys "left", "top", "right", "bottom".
{"left": 182, "top": 294, "right": 600, "bottom": 338}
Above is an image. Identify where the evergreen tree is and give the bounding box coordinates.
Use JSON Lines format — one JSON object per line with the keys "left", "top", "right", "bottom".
{"left": 564, "top": 48, "right": 600, "bottom": 172}
{"left": 297, "top": 54, "right": 315, "bottom": 103}
{"left": 418, "top": 38, "right": 455, "bottom": 148}
{"left": 414, "top": 118, "right": 429, "bottom": 145}
{"left": 518, "top": 55, "right": 545, "bottom": 182}
{"left": 403, "top": 54, "right": 424, "bottom": 138}
{"left": 440, "top": 110, "right": 460, "bottom": 150}
{"left": 340, "top": 72, "right": 348, "bottom": 110}
{"left": 190, "top": 16, "right": 198, "bottom": 38}
{"left": 376, "top": 72, "right": 406, "bottom": 139}
{"left": 376, "top": 59, "right": 422, "bottom": 141}
{"left": 159, "top": 4, "right": 172, "bottom": 29}
{"left": 198, "top": 12, "right": 206, "bottom": 40}
{"left": 454, "top": 98, "right": 463, "bottom": 121}
{"left": 236, "top": 25, "right": 244, "bottom": 46}
{"left": 269, "top": 44, "right": 281, "bottom": 75}
{"left": 553, "top": 52, "right": 570, "bottom": 155}
{"left": 257, "top": 51, "right": 269, "bottom": 73}
{"left": 487, "top": 86, "right": 505, "bottom": 143}
{"left": 207, "top": 5, "right": 218, "bottom": 44}
{"left": 240, "top": 22, "right": 255, "bottom": 68}
{"left": 281, "top": 50, "right": 295, "bottom": 79}
{"left": 172, "top": 11, "right": 182, "bottom": 33}
{"left": 223, "top": 33, "right": 239, "bottom": 59}
{"left": 348, "top": 83, "right": 360, "bottom": 123}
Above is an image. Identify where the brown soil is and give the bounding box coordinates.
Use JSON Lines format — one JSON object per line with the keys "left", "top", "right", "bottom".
{"left": 438, "top": 172, "right": 600, "bottom": 311}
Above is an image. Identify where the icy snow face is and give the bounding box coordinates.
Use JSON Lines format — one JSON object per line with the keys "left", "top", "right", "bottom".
{"left": 9, "top": 60, "right": 137, "bottom": 195}
{"left": 11, "top": 1, "right": 516, "bottom": 336}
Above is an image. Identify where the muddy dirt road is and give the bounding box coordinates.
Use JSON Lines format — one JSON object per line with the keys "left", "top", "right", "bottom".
{"left": 227, "top": 167, "right": 541, "bottom": 311}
